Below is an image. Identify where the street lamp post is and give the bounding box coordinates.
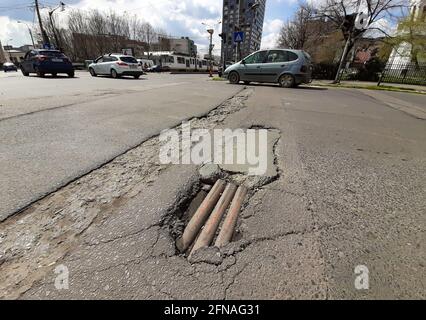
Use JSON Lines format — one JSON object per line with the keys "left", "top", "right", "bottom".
{"left": 35, "top": 0, "right": 50, "bottom": 46}
{"left": 49, "top": 2, "right": 66, "bottom": 50}
{"left": 202, "top": 21, "right": 221, "bottom": 78}
{"left": 6, "top": 39, "right": 13, "bottom": 63}
{"left": 17, "top": 21, "right": 35, "bottom": 47}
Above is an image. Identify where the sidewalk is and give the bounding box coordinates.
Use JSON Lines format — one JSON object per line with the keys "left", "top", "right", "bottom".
{"left": 312, "top": 80, "right": 426, "bottom": 93}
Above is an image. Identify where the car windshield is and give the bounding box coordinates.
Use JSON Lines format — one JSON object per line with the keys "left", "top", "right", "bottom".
{"left": 120, "top": 57, "right": 138, "bottom": 63}
{"left": 303, "top": 51, "right": 312, "bottom": 62}
{"left": 39, "top": 51, "right": 66, "bottom": 57}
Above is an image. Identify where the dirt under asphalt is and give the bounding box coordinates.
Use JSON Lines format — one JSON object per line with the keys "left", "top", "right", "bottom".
{"left": 0, "top": 83, "right": 425, "bottom": 299}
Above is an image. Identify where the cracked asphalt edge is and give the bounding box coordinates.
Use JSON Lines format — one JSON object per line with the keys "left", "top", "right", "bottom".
{"left": 0, "top": 85, "right": 246, "bottom": 222}
{"left": 0, "top": 87, "right": 253, "bottom": 299}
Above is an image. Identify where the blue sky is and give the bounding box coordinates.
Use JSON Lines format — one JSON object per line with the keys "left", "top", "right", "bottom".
{"left": 0, "top": 0, "right": 297, "bottom": 53}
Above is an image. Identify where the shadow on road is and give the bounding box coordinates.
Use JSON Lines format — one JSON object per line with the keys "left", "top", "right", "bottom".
{"left": 27, "top": 75, "right": 78, "bottom": 79}
{"left": 226, "top": 82, "right": 328, "bottom": 90}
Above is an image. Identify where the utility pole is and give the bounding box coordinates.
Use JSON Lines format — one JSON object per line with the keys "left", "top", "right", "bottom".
{"left": 35, "top": 0, "right": 50, "bottom": 46}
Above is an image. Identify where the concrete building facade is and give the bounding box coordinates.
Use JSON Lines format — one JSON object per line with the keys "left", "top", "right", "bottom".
{"left": 170, "top": 37, "right": 197, "bottom": 56}
{"left": 221, "top": 0, "right": 266, "bottom": 63}
{"left": 1, "top": 45, "right": 31, "bottom": 64}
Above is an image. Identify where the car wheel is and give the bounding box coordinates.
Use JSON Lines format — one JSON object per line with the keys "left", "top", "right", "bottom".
{"left": 134, "top": 75, "right": 140, "bottom": 79}
{"left": 228, "top": 71, "right": 240, "bottom": 84}
{"left": 111, "top": 69, "right": 119, "bottom": 79}
{"left": 68, "top": 71, "right": 75, "bottom": 78}
{"left": 244, "top": 81, "right": 251, "bottom": 85}
{"left": 89, "top": 68, "right": 97, "bottom": 77}
{"left": 279, "top": 74, "right": 295, "bottom": 88}
{"left": 36, "top": 68, "right": 45, "bottom": 78}
{"left": 21, "top": 68, "right": 29, "bottom": 76}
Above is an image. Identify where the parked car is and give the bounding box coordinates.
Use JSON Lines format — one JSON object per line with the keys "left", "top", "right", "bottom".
{"left": 20, "top": 49, "right": 74, "bottom": 77}
{"left": 3, "top": 62, "right": 18, "bottom": 72}
{"left": 223, "top": 49, "right": 312, "bottom": 88}
{"left": 147, "top": 65, "right": 170, "bottom": 73}
{"left": 89, "top": 54, "right": 143, "bottom": 79}
{"left": 137, "top": 59, "right": 154, "bottom": 71}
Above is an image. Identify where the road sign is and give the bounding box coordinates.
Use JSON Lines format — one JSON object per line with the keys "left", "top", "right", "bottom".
{"left": 233, "top": 32, "right": 245, "bottom": 43}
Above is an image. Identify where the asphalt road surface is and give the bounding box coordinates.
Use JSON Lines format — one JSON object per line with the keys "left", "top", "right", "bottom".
{"left": 0, "top": 72, "right": 241, "bottom": 221}
{"left": 0, "top": 72, "right": 425, "bottom": 299}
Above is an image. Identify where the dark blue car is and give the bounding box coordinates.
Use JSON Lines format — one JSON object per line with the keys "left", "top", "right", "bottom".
{"left": 20, "top": 49, "right": 74, "bottom": 78}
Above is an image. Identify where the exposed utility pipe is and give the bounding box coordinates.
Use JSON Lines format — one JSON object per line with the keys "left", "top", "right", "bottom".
{"left": 190, "top": 183, "right": 237, "bottom": 257}
{"left": 176, "top": 180, "right": 226, "bottom": 252}
{"left": 215, "top": 186, "right": 247, "bottom": 247}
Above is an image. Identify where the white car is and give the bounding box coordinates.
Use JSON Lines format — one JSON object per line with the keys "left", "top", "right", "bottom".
{"left": 137, "top": 59, "right": 154, "bottom": 71}
{"left": 88, "top": 54, "right": 143, "bottom": 79}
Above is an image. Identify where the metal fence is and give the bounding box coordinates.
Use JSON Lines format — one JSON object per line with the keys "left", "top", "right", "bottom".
{"left": 379, "top": 62, "right": 426, "bottom": 86}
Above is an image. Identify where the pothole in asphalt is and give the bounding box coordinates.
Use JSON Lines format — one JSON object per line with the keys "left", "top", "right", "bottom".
{"left": 166, "top": 127, "right": 282, "bottom": 263}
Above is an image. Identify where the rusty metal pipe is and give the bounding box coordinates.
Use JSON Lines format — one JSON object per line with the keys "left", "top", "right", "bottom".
{"left": 190, "top": 183, "right": 237, "bottom": 256}
{"left": 176, "top": 179, "right": 226, "bottom": 252}
{"left": 215, "top": 186, "right": 247, "bottom": 248}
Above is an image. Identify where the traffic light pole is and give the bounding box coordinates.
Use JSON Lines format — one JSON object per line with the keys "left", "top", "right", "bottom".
{"left": 208, "top": 30, "right": 214, "bottom": 78}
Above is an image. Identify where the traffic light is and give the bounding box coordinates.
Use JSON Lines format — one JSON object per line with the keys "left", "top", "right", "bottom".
{"left": 219, "top": 33, "right": 227, "bottom": 43}
{"left": 342, "top": 14, "right": 356, "bottom": 31}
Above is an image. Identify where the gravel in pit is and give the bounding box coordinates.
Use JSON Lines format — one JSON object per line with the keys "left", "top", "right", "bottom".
{"left": 0, "top": 88, "right": 257, "bottom": 299}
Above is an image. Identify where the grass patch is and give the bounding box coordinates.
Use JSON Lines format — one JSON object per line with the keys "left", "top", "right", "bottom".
{"left": 212, "top": 76, "right": 226, "bottom": 81}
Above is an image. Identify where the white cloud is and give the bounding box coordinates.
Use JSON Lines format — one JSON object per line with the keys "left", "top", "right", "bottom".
{"left": 1, "top": 0, "right": 285, "bottom": 56}
{"left": 0, "top": 16, "right": 34, "bottom": 47}
{"left": 261, "top": 19, "right": 284, "bottom": 49}
{"left": 67, "top": 0, "right": 223, "bottom": 56}
{"left": 365, "top": 18, "right": 397, "bottom": 38}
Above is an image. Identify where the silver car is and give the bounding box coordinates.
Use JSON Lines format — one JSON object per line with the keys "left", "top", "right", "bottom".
{"left": 223, "top": 49, "right": 312, "bottom": 88}
{"left": 89, "top": 54, "right": 143, "bottom": 79}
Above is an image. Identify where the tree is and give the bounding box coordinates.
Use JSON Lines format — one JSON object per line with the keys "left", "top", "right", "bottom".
{"left": 278, "top": 4, "right": 316, "bottom": 50}
{"left": 36, "top": 8, "right": 168, "bottom": 61}
{"left": 314, "top": 0, "right": 406, "bottom": 82}
{"left": 386, "top": 17, "right": 426, "bottom": 65}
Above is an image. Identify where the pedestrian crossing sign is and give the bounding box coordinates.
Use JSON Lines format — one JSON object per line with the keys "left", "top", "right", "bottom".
{"left": 233, "top": 32, "right": 245, "bottom": 43}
